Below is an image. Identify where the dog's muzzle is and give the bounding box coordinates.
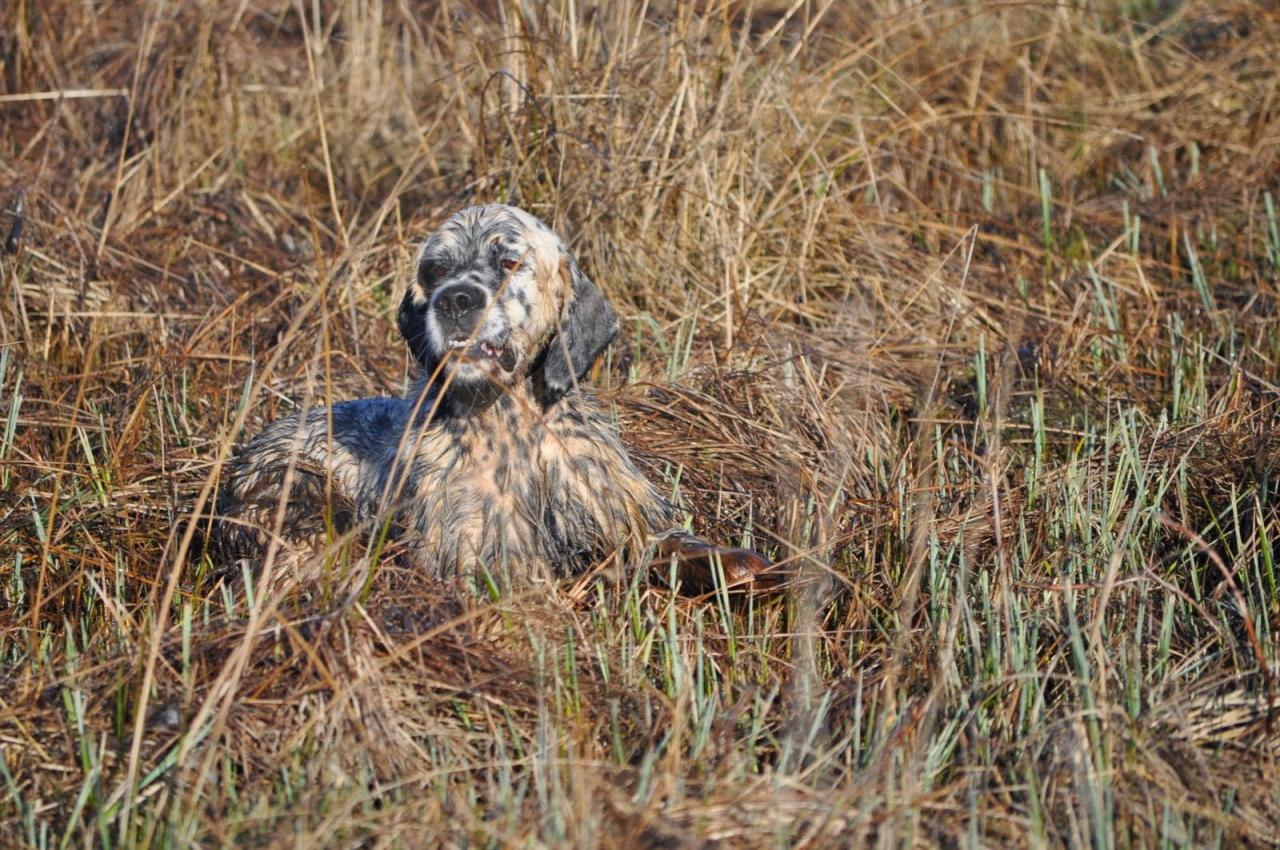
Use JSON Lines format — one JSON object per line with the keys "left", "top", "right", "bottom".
{"left": 431, "top": 282, "right": 518, "bottom": 373}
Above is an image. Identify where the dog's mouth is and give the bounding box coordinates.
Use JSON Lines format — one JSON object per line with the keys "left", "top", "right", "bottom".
{"left": 446, "top": 337, "right": 519, "bottom": 374}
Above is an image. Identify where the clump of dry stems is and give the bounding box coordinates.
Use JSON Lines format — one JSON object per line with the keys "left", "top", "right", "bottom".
{"left": 2, "top": 1, "right": 1278, "bottom": 846}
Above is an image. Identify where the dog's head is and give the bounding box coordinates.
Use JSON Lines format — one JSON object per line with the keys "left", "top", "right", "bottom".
{"left": 398, "top": 204, "right": 620, "bottom": 408}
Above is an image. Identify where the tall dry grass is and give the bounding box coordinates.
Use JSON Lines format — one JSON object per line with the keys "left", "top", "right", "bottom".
{"left": 2, "top": 0, "right": 1279, "bottom": 846}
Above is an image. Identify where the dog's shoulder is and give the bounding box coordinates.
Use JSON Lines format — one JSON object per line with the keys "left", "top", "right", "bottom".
{"left": 325, "top": 396, "right": 415, "bottom": 465}
{"left": 542, "top": 387, "right": 622, "bottom": 443}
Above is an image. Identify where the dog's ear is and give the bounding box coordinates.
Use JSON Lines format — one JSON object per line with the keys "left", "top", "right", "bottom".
{"left": 398, "top": 274, "right": 436, "bottom": 372}
{"left": 535, "top": 251, "right": 619, "bottom": 406}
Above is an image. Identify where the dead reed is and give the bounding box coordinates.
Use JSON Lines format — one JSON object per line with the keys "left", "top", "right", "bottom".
{"left": 1, "top": 1, "right": 1278, "bottom": 846}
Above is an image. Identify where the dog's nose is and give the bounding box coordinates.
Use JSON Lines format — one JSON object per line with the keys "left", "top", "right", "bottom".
{"left": 432, "top": 283, "right": 487, "bottom": 329}
{"left": 437, "top": 285, "right": 483, "bottom": 319}
{"left": 440, "top": 287, "right": 479, "bottom": 318}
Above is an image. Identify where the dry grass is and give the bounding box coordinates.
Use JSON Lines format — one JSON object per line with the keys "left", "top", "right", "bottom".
{"left": 2, "top": 0, "right": 1279, "bottom": 846}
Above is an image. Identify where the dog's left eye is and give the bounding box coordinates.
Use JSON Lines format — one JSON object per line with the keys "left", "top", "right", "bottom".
{"left": 501, "top": 257, "right": 521, "bottom": 272}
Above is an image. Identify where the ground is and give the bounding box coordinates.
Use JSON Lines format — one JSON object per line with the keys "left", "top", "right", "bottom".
{"left": 1, "top": 1, "right": 1279, "bottom": 847}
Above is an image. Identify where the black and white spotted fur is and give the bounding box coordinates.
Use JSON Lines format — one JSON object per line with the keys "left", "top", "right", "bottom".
{"left": 209, "top": 205, "right": 675, "bottom": 581}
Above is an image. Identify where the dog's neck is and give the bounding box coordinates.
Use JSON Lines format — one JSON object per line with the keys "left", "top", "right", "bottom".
{"left": 406, "top": 373, "right": 546, "bottom": 427}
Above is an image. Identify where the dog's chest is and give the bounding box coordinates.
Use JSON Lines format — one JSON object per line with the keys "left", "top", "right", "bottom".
{"left": 406, "top": 397, "right": 646, "bottom": 576}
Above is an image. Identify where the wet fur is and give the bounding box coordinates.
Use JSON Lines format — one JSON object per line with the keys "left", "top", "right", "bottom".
{"left": 210, "top": 205, "right": 675, "bottom": 581}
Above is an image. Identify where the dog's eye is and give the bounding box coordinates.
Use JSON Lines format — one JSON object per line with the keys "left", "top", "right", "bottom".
{"left": 501, "top": 257, "right": 521, "bottom": 272}
{"left": 419, "top": 261, "right": 446, "bottom": 288}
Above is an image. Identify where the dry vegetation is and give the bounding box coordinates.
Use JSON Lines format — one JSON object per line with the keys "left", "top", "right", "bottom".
{"left": 2, "top": 0, "right": 1280, "bottom": 846}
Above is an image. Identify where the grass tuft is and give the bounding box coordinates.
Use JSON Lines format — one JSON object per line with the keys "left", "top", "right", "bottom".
{"left": 2, "top": 1, "right": 1279, "bottom": 846}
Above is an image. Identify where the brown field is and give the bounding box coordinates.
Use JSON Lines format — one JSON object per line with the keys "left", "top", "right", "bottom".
{"left": 2, "top": 1, "right": 1279, "bottom": 846}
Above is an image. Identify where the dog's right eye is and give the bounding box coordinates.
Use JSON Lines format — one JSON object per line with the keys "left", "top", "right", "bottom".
{"left": 419, "top": 261, "right": 446, "bottom": 288}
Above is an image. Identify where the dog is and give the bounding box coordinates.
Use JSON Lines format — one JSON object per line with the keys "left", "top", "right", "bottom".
{"left": 209, "top": 204, "right": 773, "bottom": 591}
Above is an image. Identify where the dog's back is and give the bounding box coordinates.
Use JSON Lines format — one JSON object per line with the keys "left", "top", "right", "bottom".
{"left": 209, "top": 382, "right": 672, "bottom": 581}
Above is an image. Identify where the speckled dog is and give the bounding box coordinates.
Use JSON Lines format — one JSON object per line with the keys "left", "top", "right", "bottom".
{"left": 210, "top": 204, "right": 772, "bottom": 588}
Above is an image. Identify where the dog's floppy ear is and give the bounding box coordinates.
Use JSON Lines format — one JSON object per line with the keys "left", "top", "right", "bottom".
{"left": 535, "top": 250, "right": 619, "bottom": 406}
{"left": 398, "top": 271, "right": 437, "bottom": 373}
